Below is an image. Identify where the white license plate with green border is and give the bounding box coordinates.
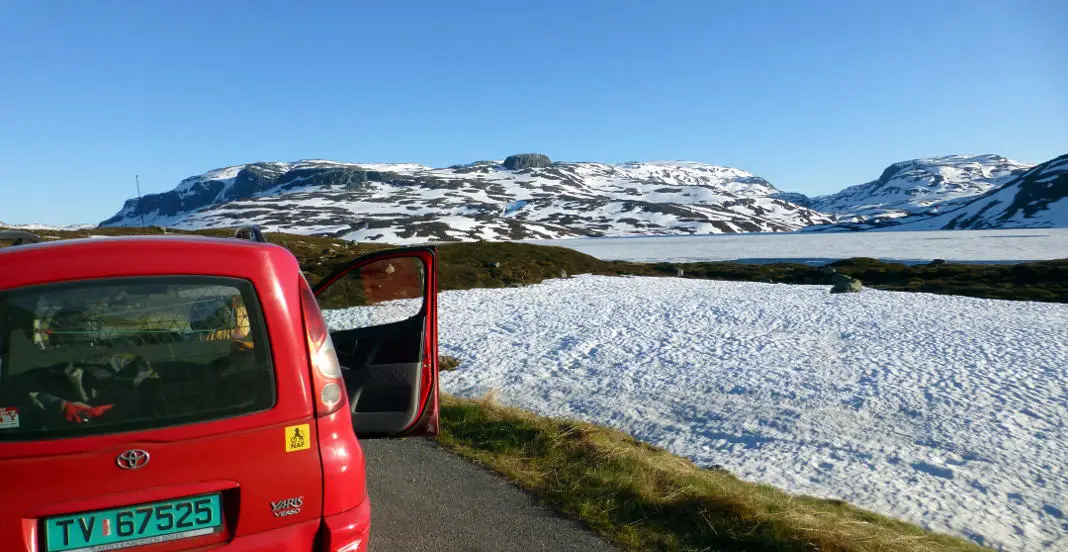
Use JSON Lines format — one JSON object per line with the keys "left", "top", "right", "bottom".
{"left": 44, "top": 493, "right": 223, "bottom": 552}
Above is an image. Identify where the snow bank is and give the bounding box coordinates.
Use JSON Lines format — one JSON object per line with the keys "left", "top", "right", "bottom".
{"left": 330, "top": 275, "right": 1068, "bottom": 550}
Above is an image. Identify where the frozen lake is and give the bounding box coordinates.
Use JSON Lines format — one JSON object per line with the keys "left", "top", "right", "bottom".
{"left": 529, "top": 228, "right": 1068, "bottom": 264}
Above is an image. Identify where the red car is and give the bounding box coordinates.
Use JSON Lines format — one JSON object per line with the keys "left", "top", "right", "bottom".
{"left": 0, "top": 227, "right": 440, "bottom": 552}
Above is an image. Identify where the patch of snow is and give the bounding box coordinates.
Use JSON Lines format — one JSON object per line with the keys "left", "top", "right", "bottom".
{"left": 322, "top": 298, "right": 422, "bottom": 329}
{"left": 354, "top": 162, "right": 430, "bottom": 173}
{"left": 502, "top": 200, "right": 528, "bottom": 216}
{"left": 328, "top": 275, "right": 1068, "bottom": 550}
{"left": 173, "top": 164, "right": 246, "bottom": 194}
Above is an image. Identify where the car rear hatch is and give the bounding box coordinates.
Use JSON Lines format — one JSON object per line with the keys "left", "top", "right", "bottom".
{"left": 0, "top": 274, "right": 324, "bottom": 552}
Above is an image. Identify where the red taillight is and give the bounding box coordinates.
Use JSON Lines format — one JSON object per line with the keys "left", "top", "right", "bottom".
{"left": 300, "top": 279, "right": 345, "bottom": 417}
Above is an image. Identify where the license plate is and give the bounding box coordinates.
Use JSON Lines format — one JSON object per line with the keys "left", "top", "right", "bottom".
{"left": 44, "top": 493, "right": 223, "bottom": 552}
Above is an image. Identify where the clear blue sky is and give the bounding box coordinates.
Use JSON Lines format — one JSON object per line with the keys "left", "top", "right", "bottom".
{"left": 1, "top": 0, "right": 1065, "bottom": 225}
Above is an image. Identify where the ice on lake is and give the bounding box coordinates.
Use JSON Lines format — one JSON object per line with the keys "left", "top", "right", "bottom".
{"left": 529, "top": 228, "right": 1068, "bottom": 264}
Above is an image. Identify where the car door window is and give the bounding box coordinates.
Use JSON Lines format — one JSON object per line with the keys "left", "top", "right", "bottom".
{"left": 318, "top": 258, "right": 425, "bottom": 331}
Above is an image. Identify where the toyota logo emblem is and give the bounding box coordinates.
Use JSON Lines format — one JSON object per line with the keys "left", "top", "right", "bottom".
{"left": 116, "top": 449, "right": 150, "bottom": 470}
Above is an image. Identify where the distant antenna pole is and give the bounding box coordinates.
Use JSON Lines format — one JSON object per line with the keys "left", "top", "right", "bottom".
{"left": 135, "top": 174, "right": 146, "bottom": 228}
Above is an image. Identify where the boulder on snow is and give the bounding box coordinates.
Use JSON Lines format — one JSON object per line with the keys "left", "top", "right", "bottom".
{"left": 830, "top": 273, "right": 864, "bottom": 294}
{"left": 502, "top": 153, "right": 552, "bottom": 170}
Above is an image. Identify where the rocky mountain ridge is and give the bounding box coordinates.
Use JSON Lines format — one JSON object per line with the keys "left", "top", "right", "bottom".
{"left": 98, "top": 152, "right": 1067, "bottom": 243}
{"left": 100, "top": 155, "right": 834, "bottom": 243}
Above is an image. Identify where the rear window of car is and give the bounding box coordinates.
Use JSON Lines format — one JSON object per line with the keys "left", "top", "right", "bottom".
{"left": 0, "top": 276, "right": 275, "bottom": 441}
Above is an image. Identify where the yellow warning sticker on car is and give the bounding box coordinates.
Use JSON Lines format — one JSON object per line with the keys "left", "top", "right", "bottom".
{"left": 285, "top": 424, "right": 310, "bottom": 452}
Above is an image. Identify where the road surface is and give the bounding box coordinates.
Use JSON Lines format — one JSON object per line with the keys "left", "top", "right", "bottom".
{"left": 360, "top": 438, "right": 619, "bottom": 552}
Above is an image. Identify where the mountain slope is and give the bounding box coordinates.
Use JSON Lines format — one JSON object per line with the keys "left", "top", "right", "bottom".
{"left": 893, "top": 153, "right": 1068, "bottom": 231}
{"left": 100, "top": 157, "right": 834, "bottom": 243}
{"left": 810, "top": 155, "right": 1032, "bottom": 222}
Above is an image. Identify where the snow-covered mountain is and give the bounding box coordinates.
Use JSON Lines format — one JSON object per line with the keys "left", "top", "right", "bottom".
{"left": 0, "top": 221, "right": 95, "bottom": 231}
{"left": 100, "top": 155, "right": 834, "bottom": 243}
{"left": 894, "top": 153, "right": 1068, "bottom": 230}
{"left": 96, "top": 152, "right": 1067, "bottom": 242}
{"left": 808, "top": 154, "right": 1033, "bottom": 222}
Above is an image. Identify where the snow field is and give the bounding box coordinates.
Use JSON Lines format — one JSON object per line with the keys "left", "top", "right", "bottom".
{"left": 337, "top": 275, "right": 1067, "bottom": 550}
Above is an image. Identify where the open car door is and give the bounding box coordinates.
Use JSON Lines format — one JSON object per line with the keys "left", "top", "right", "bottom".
{"left": 312, "top": 246, "right": 439, "bottom": 438}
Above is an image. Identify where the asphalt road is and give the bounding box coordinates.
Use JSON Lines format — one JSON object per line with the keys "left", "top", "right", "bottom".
{"left": 360, "top": 437, "right": 619, "bottom": 552}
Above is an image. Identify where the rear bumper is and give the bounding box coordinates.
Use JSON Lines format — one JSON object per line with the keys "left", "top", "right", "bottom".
{"left": 320, "top": 498, "right": 371, "bottom": 552}
{"left": 210, "top": 499, "right": 369, "bottom": 552}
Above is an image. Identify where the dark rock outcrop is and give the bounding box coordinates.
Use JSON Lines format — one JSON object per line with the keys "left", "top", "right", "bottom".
{"left": 503, "top": 153, "right": 552, "bottom": 171}
{"left": 830, "top": 273, "right": 864, "bottom": 294}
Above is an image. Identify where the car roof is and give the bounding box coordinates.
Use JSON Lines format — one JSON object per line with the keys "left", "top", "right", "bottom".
{"left": 1, "top": 233, "right": 262, "bottom": 251}
{"left": 0, "top": 234, "right": 300, "bottom": 291}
